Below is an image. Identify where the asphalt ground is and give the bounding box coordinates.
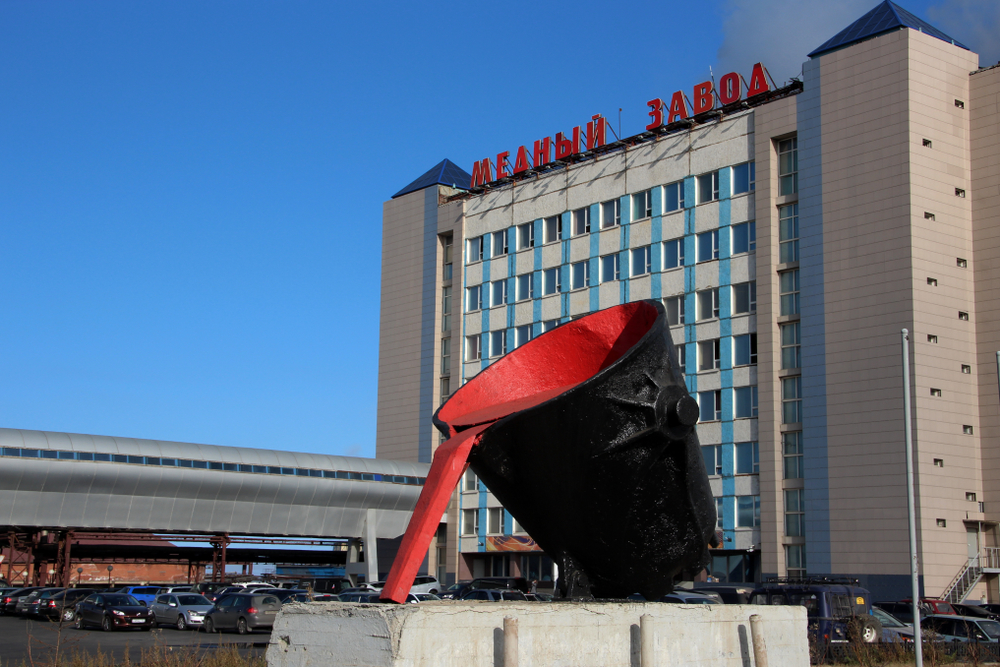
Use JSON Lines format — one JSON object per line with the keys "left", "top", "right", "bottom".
{"left": 0, "top": 613, "right": 268, "bottom": 666}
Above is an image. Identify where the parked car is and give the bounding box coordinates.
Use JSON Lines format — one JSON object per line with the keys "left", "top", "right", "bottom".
{"left": 311, "top": 593, "right": 341, "bottom": 602}
{"left": 922, "top": 614, "right": 1000, "bottom": 642}
{"left": 461, "top": 589, "right": 528, "bottom": 601}
{"left": 751, "top": 579, "right": 882, "bottom": 644}
{"left": 272, "top": 589, "right": 311, "bottom": 604}
{"left": 414, "top": 593, "right": 441, "bottom": 602}
{"left": 690, "top": 583, "right": 756, "bottom": 604}
{"left": 409, "top": 576, "right": 442, "bottom": 595}
{"left": 118, "top": 586, "right": 161, "bottom": 605}
{"left": 189, "top": 582, "right": 229, "bottom": 597}
{"left": 156, "top": 586, "right": 193, "bottom": 594}
{"left": 1, "top": 588, "right": 44, "bottom": 615}
{"left": 953, "top": 603, "right": 1000, "bottom": 621}
{"left": 43, "top": 588, "right": 97, "bottom": 622}
{"left": 74, "top": 593, "right": 155, "bottom": 631}
{"left": 871, "top": 606, "right": 915, "bottom": 642}
{"left": 340, "top": 592, "right": 382, "bottom": 603}
{"left": 17, "top": 588, "right": 64, "bottom": 616}
{"left": 468, "top": 577, "right": 530, "bottom": 594}
{"left": 903, "top": 598, "right": 957, "bottom": 616}
{"left": 659, "top": 590, "right": 722, "bottom": 604}
{"left": 439, "top": 581, "right": 473, "bottom": 600}
{"left": 149, "top": 593, "right": 214, "bottom": 630}
{"left": 203, "top": 592, "right": 282, "bottom": 634}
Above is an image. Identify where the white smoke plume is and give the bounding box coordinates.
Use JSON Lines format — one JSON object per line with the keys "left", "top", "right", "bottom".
{"left": 927, "top": 0, "right": 1000, "bottom": 68}
{"left": 715, "top": 0, "right": 872, "bottom": 85}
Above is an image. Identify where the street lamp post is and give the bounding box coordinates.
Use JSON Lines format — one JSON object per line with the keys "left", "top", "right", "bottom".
{"left": 107, "top": 565, "right": 114, "bottom": 588}
{"left": 902, "top": 329, "right": 923, "bottom": 666}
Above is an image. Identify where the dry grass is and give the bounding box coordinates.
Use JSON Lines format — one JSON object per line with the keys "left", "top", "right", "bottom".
{"left": 9, "top": 645, "right": 265, "bottom": 667}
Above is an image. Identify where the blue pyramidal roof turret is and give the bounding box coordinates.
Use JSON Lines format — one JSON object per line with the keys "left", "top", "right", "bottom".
{"left": 808, "top": 0, "right": 967, "bottom": 58}
{"left": 392, "top": 159, "right": 472, "bottom": 199}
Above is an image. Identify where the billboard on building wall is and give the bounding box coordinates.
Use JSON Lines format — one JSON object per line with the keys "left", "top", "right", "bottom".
{"left": 485, "top": 535, "right": 542, "bottom": 552}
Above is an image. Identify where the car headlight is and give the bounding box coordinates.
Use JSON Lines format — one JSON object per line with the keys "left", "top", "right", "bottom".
{"left": 112, "top": 610, "right": 125, "bottom": 616}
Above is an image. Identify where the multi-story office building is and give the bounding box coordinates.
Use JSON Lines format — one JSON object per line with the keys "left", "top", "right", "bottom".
{"left": 377, "top": 1, "right": 1000, "bottom": 601}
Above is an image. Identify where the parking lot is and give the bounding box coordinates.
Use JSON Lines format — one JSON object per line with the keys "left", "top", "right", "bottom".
{"left": 0, "top": 613, "right": 268, "bottom": 666}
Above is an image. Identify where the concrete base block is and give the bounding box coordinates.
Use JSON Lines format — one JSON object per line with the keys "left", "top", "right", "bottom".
{"left": 266, "top": 601, "right": 808, "bottom": 667}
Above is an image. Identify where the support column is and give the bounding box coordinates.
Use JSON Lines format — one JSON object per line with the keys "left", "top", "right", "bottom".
{"left": 364, "top": 508, "right": 379, "bottom": 585}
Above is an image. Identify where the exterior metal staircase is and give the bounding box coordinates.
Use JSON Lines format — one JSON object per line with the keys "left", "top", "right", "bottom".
{"left": 943, "top": 548, "right": 1000, "bottom": 603}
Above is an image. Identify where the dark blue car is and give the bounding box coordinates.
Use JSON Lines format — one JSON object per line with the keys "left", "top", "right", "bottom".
{"left": 751, "top": 579, "right": 882, "bottom": 644}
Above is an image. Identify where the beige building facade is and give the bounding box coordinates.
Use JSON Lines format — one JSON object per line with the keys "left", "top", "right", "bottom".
{"left": 376, "top": 2, "right": 1000, "bottom": 601}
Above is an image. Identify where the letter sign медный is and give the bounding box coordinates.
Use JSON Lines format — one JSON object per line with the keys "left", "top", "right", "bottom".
{"left": 470, "top": 64, "right": 769, "bottom": 188}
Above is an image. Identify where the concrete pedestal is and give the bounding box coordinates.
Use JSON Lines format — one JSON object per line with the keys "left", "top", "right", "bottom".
{"left": 266, "top": 601, "right": 808, "bottom": 667}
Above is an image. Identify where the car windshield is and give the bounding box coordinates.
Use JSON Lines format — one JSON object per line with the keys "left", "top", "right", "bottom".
{"left": 873, "top": 608, "right": 905, "bottom": 628}
{"left": 978, "top": 620, "right": 1000, "bottom": 639}
{"left": 177, "top": 595, "right": 211, "bottom": 606}
{"left": 104, "top": 595, "right": 140, "bottom": 606}
{"left": 786, "top": 593, "right": 821, "bottom": 617}
{"left": 447, "top": 583, "right": 466, "bottom": 591}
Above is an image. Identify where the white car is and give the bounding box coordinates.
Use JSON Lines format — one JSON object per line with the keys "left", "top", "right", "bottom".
{"left": 409, "top": 576, "right": 441, "bottom": 595}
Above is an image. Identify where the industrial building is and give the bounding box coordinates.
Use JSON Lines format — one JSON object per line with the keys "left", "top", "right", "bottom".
{"left": 376, "top": 1, "right": 1000, "bottom": 601}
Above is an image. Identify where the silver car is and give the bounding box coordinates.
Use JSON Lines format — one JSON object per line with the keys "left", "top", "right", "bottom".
{"left": 149, "top": 593, "right": 214, "bottom": 630}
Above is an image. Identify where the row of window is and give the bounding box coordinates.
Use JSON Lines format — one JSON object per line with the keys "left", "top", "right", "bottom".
{"left": 461, "top": 507, "right": 525, "bottom": 536}
{"left": 716, "top": 494, "right": 761, "bottom": 529}
{"left": 0, "top": 447, "right": 426, "bottom": 486}
{"left": 465, "top": 164, "right": 756, "bottom": 263}
{"left": 698, "top": 386, "right": 759, "bottom": 422}
{"left": 702, "top": 441, "right": 759, "bottom": 476}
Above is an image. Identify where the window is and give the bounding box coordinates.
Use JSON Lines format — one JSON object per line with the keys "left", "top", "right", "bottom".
{"left": 571, "top": 261, "right": 591, "bottom": 290}
{"left": 632, "top": 190, "right": 653, "bottom": 220}
{"left": 491, "top": 280, "right": 508, "bottom": 307}
{"left": 732, "top": 162, "right": 755, "bottom": 195}
{"left": 734, "top": 387, "right": 758, "bottom": 419}
{"left": 664, "top": 181, "right": 685, "bottom": 212}
{"left": 702, "top": 445, "right": 723, "bottom": 476}
{"left": 928, "top": 334, "right": 938, "bottom": 344}
{"left": 927, "top": 277, "right": 938, "bottom": 286}
{"left": 676, "top": 342, "right": 686, "bottom": 369}
{"left": 512, "top": 517, "right": 525, "bottom": 534}
{"left": 440, "top": 338, "right": 451, "bottom": 375}
{"left": 737, "top": 495, "right": 761, "bottom": 527}
{"left": 779, "top": 270, "right": 800, "bottom": 316}
{"left": 600, "top": 254, "right": 620, "bottom": 283}
{"left": 442, "top": 234, "right": 454, "bottom": 281}
{"left": 631, "top": 246, "right": 652, "bottom": 277}
{"left": 467, "top": 236, "right": 484, "bottom": 263}
{"left": 573, "top": 207, "right": 591, "bottom": 236}
{"left": 544, "top": 215, "right": 562, "bottom": 244}
{"left": 785, "top": 489, "right": 805, "bottom": 536}
{"left": 440, "top": 377, "right": 450, "bottom": 404}
{"left": 697, "top": 171, "right": 720, "bottom": 203}
{"left": 778, "top": 137, "right": 798, "bottom": 196}
{"left": 698, "top": 339, "right": 721, "bottom": 371}
{"left": 732, "top": 221, "right": 755, "bottom": 254}
{"left": 967, "top": 492, "right": 977, "bottom": 502}
{"left": 955, "top": 99, "right": 965, "bottom": 109}
{"left": 783, "top": 432, "right": 803, "bottom": 479}
{"left": 655, "top": 240, "right": 681, "bottom": 274}
{"left": 487, "top": 508, "right": 503, "bottom": 534}
{"left": 515, "top": 325, "right": 532, "bottom": 348}
{"left": 697, "top": 289, "right": 720, "bottom": 321}
{"left": 699, "top": 390, "right": 722, "bottom": 422}
{"left": 959, "top": 311, "right": 969, "bottom": 321}
{"left": 442, "top": 286, "right": 452, "bottom": 331}
{"left": 543, "top": 319, "right": 560, "bottom": 332}
{"left": 964, "top": 425, "right": 974, "bottom": 435}
{"left": 517, "top": 222, "right": 534, "bottom": 250}
{"left": 957, "top": 258, "right": 968, "bottom": 268}
{"left": 516, "top": 274, "right": 533, "bottom": 301}
{"left": 782, "top": 376, "right": 802, "bottom": 424}
{"left": 937, "top": 518, "right": 947, "bottom": 528}
{"left": 733, "top": 334, "right": 758, "bottom": 366}
{"left": 934, "top": 458, "right": 944, "bottom": 467}
{"left": 466, "top": 285, "right": 483, "bottom": 312}
{"left": 465, "top": 335, "right": 483, "bottom": 362}
{"left": 491, "top": 230, "right": 508, "bottom": 257}
{"left": 786, "top": 545, "right": 806, "bottom": 577}
{"left": 962, "top": 364, "right": 972, "bottom": 374}
{"left": 779, "top": 204, "right": 799, "bottom": 263}
{"left": 956, "top": 188, "right": 966, "bottom": 198}
{"left": 601, "top": 199, "right": 620, "bottom": 228}
{"left": 461, "top": 509, "right": 479, "bottom": 536}
{"left": 925, "top": 211, "right": 935, "bottom": 220}
{"left": 663, "top": 296, "right": 685, "bottom": 326}
{"left": 543, "top": 268, "right": 561, "bottom": 295}
{"left": 735, "top": 441, "right": 759, "bottom": 473}
{"left": 716, "top": 497, "right": 724, "bottom": 529}
{"left": 732, "top": 282, "right": 757, "bottom": 314}
{"left": 781, "top": 322, "right": 801, "bottom": 369}
{"left": 462, "top": 468, "right": 479, "bottom": 492}
{"left": 697, "top": 230, "right": 720, "bottom": 262}
{"left": 490, "top": 330, "right": 507, "bottom": 358}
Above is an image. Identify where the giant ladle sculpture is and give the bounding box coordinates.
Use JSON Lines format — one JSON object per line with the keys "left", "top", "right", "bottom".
{"left": 381, "top": 300, "right": 715, "bottom": 603}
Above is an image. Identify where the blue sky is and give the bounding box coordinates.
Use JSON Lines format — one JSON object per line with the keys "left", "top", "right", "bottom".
{"left": 2, "top": 0, "right": 996, "bottom": 458}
